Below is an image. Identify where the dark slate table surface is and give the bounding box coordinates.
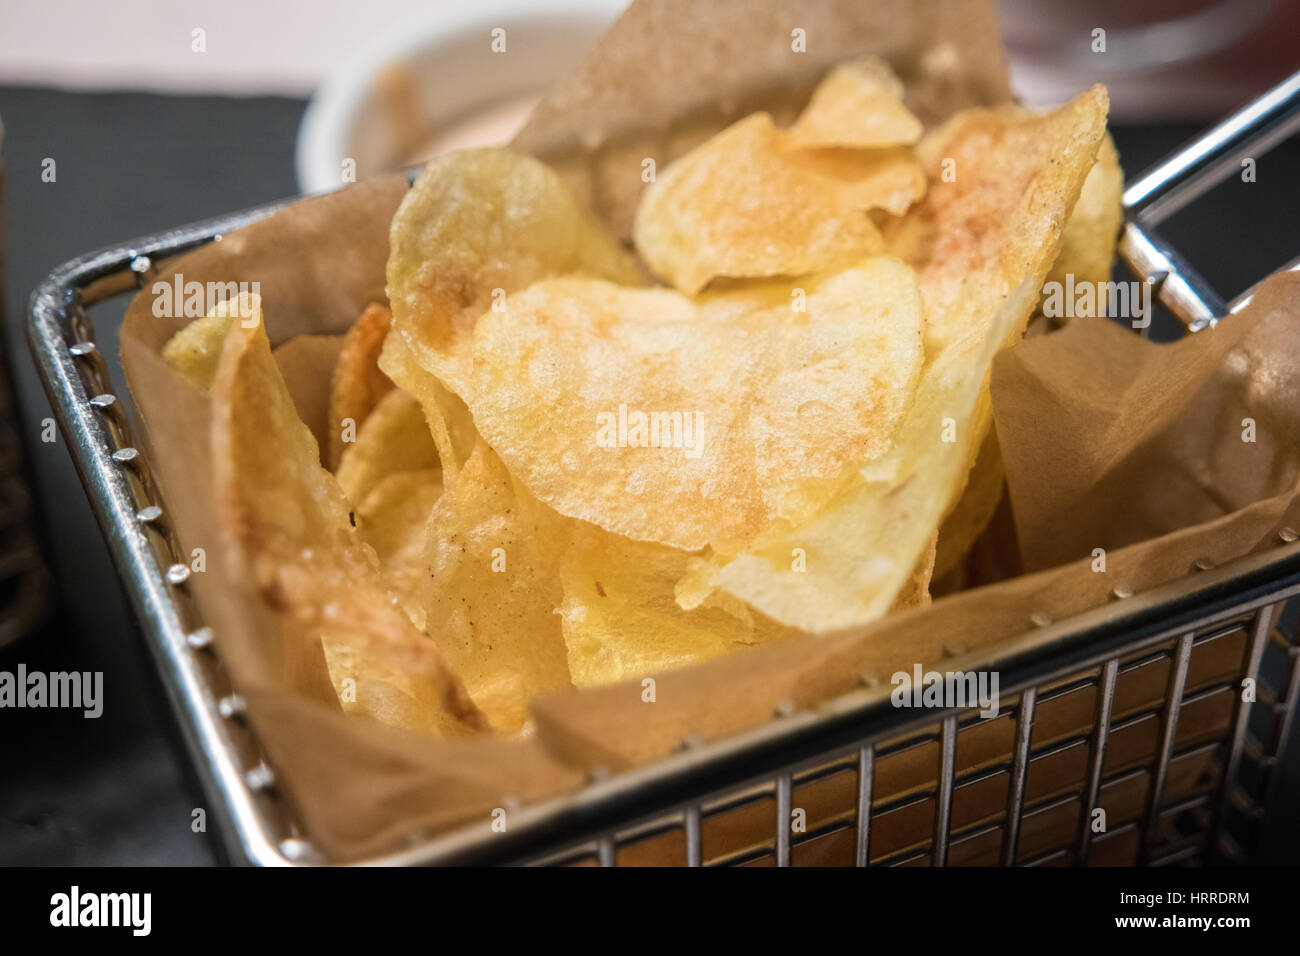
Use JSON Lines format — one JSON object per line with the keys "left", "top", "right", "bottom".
{"left": 0, "top": 87, "right": 1296, "bottom": 865}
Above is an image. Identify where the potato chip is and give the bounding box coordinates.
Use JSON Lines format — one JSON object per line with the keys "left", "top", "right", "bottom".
{"left": 318, "top": 639, "right": 469, "bottom": 736}
{"left": 698, "top": 279, "right": 1041, "bottom": 630}
{"left": 787, "top": 58, "right": 923, "bottom": 149}
{"left": 559, "top": 524, "right": 788, "bottom": 688}
{"left": 468, "top": 258, "right": 925, "bottom": 552}
{"left": 891, "top": 531, "right": 938, "bottom": 613}
{"left": 377, "top": 329, "right": 478, "bottom": 485}
{"left": 328, "top": 302, "right": 395, "bottom": 470}
{"left": 335, "top": 387, "right": 439, "bottom": 507}
{"left": 1047, "top": 132, "right": 1123, "bottom": 291}
{"left": 165, "top": 304, "right": 344, "bottom": 454}
{"left": 634, "top": 113, "right": 926, "bottom": 293}
{"left": 948, "top": 142, "right": 1121, "bottom": 579}
{"left": 160, "top": 294, "right": 255, "bottom": 387}
{"left": 356, "top": 469, "right": 442, "bottom": 567}
{"left": 410, "top": 441, "right": 573, "bottom": 733}
{"left": 890, "top": 92, "right": 1105, "bottom": 358}
{"left": 896, "top": 89, "right": 1113, "bottom": 517}
{"left": 932, "top": 315, "right": 1057, "bottom": 577}
{"left": 685, "top": 87, "right": 1109, "bottom": 631}
{"left": 210, "top": 292, "right": 485, "bottom": 735}
{"left": 354, "top": 468, "right": 443, "bottom": 623}
{"left": 387, "top": 148, "right": 643, "bottom": 402}
{"left": 933, "top": 427, "right": 1004, "bottom": 580}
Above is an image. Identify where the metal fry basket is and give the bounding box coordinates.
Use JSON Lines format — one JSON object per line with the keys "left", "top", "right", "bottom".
{"left": 26, "top": 72, "right": 1300, "bottom": 867}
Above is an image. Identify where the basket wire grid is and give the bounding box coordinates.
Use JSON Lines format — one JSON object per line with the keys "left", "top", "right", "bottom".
{"left": 24, "top": 70, "right": 1300, "bottom": 867}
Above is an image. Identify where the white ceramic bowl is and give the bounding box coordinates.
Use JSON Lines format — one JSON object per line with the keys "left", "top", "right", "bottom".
{"left": 295, "top": 0, "right": 626, "bottom": 195}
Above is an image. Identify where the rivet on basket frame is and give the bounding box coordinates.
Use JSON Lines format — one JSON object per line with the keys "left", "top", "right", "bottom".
{"left": 244, "top": 762, "right": 275, "bottom": 792}
{"left": 128, "top": 254, "right": 155, "bottom": 284}
{"left": 675, "top": 733, "right": 706, "bottom": 752}
{"left": 113, "top": 447, "right": 148, "bottom": 478}
{"left": 135, "top": 504, "right": 163, "bottom": 524}
{"left": 68, "top": 341, "right": 96, "bottom": 357}
{"left": 278, "top": 838, "right": 320, "bottom": 863}
{"left": 1030, "top": 612, "right": 1053, "bottom": 628}
{"left": 587, "top": 765, "right": 611, "bottom": 784}
{"left": 1111, "top": 584, "right": 1134, "bottom": 600}
{"left": 1192, "top": 557, "right": 1217, "bottom": 572}
{"left": 165, "top": 563, "right": 191, "bottom": 585}
{"left": 773, "top": 698, "right": 797, "bottom": 718}
{"left": 218, "top": 694, "right": 246, "bottom": 719}
{"left": 1280, "top": 527, "right": 1299, "bottom": 543}
{"left": 186, "top": 627, "right": 214, "bottom": 650}
{"left": 401, "top": 828, "right": 440, "bottom": 850}
{"left": 859, "top": 671, "right": 882, "bottom": 689}
{"left": 88, "top": 393, "right": 117, "bottom": 409}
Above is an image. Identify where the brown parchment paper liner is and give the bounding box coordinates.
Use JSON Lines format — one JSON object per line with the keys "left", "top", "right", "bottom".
{"left": 996, "top": 286, "right": 1300, "bottom": 573}
{"left": 116, "top": 0, "right": 1300, "bottom": 861}
{"left": 273, "top": 334, "right": 344, "bottom": 452}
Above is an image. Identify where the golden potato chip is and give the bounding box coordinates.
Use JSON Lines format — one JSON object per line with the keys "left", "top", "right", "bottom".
{"left": 166, "top": 307, "right": 344, "bottom": 454}
{"left": 932, "top": 312, "right": 1059, "bottom": 579}
{"left": 387, "top": 148, "right": 643, "bottom": 402}
{"left": 787, "top": 58, "right": 923, "bottom": 149}
{"left": 933, "top": 427, "right": 1004, "bottom": 580}
{"left": 356, "top": 469, "right": 442, "bottom": 567}
{"left": 890, "top": 91, "right": 1105, "bottom": 358}
{"left": 354, "top": 468, "right": 443, "bottom": 622}
{"left": 932, "top": 315, "right": 1057, "bottom": 577}
{"left": 160, "top": 294, "right": 255, "bottom": 387}
{"left": 468, "top": 258, "right": 925, "bottom": 552}
{"left": 210, "top": 292, "right": 485, "bottom": 736}
{"left": 559, "top": 525, "right": 788, "bottom": 688}
{"left": 318, "top": 639, "right": 469, "bottom": 736}
{"left": 696, "top": 279, "right": 1042, "bottom": 630}
{"left": 328, "top": 302, "right": 394, "bottom": 470}
{"left": 684, "top": 87, "right": 1109, "bottom": 631}
{"left": 891, "top": 531, "right": 937, "bottom": 613}
{"left": 377, "top": 329, "right": 478, "bottom": 485}
{"left": 335, "top": 387, "right": 439, "bottom": 507}
{"left": 634, "top": 113, "right": 926, "bottom": 293}
{"left": 411, "top": 441, "right": 572, "bottom": 733}
{"left": 898, "top": 90, "right": 1113, "bottom": 510}
{"left": 1047, "top": 132, "right": 1123, "bottom": 291}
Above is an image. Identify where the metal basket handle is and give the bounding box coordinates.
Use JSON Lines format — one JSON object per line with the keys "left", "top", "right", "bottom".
{"left": 1120, "top": 69, "right": 1300, "bottom": 331}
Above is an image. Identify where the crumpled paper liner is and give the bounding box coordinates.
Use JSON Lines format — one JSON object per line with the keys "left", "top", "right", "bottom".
{"left": 116, "top": 0, "right": 1300, "bottom": 863}
{"left": 273, "top": 334, "right": 344, "bottom": 452}
{"left": 995, "top": 277, "right": 1300, "bottom": 573}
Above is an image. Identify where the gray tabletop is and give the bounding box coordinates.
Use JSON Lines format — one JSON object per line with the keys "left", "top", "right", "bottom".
{"left": 0, "top": 87, "right": 1296, "bottom": 865}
